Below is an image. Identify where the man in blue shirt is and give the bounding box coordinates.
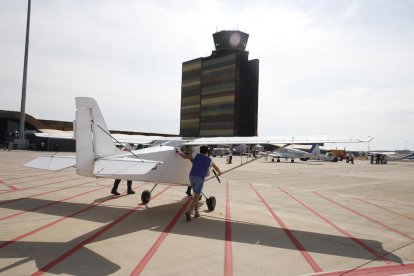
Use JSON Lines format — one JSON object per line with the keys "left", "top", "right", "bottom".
{"left": 176, "top": 145, "right": 222, "bottom": 221}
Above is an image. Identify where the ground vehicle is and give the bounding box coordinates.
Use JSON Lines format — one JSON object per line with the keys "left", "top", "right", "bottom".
{"left": 330, "top": 149, "right": 346, "bottom": 161}
{"left": 211, "top": 147, "right": 229, "bottom": 157}
{"left": 323, "top": 152, "right": 339, "bottom": 162}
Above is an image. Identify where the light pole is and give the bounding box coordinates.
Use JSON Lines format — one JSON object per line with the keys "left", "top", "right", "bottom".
{"left": 18, "top": 0, "right": 31, "bottom": 149}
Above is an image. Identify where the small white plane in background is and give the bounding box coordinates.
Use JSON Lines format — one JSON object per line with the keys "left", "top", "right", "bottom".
{"left": 25, "top": 97, "right": 372, "bottom": 209}
{"left": 267, "top": 144, "right": 320, "bottom": 163}
{"left": 367, "top": 151, "right": 414, "bottom": 163}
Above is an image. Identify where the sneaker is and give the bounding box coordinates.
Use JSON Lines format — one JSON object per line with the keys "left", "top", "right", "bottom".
{"left": 186, "top": 191, "right": 192, "bottom": 197}
{"left": 185, "top": 212, "right": 191, "bottom": 221}
{"left": 194, "top": 212, "right": 200, "bottom": 218}
{"left": 127, "top": 190, "right": 135, "bottom": 195}
{"left": 111, "top": 190, "right": 120, "bottom": 196}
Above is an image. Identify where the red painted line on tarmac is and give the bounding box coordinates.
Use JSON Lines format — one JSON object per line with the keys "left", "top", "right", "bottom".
{"left": 0, "top": 180, "right": 18, "bottom": 191}
{"left": 224, "top": 179, "right": 233, "bottom": 276}
{"left": 32, "top": 186, "right": 171, "bottom": 276}
{"left": 0, "top": 166, "right": 36, "bottom": 172}
{"left": 5, "top": 174, "right": 76, "bottom": 185}
{"left": 1, "top": 171, "right": 64, "bottom": 181}
{"left": 130, "top": 195, "right": 192, "bottom": 276}
{"left": 0, "top": 180, "right": 96, "bottom": 206}
{"left": 0, "top": 176, "right": 82, "bottom": 195}
{"left": 0, "top": 185, "right": 107, "bottom": 222}
{"left": 0, "top": 184, "right": 144, "bottom": 250}
{"left": 9, "top": 185, "right": 18, "bottom": 191}
{"left": 1, "top": 167, "right": 44, "bottom": 174}
{"left": 314, "top": 191, "right": 414, "bottom": 241}
{"left": 279, "top": 187, "right": 393, "bottom": 264}
{"left": 310, "top": 262, "right": 414, "bottom": 276}
{"left": 362, "top": 197, "right": 414, "bottom": 209}
{"left": 250, "top": 184, "right": 323, "bottom": 273}
{"left": 352, "top": 197, "right": 414, "bottom": 222}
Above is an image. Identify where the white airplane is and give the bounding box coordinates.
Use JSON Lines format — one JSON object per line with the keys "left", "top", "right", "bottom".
{"left": 267, "top": 144, "right": 320, "bottom": 163}
{"left": 367, "top": 151, "right": 414, "bottom": 164}
{"left": 24, "top": 98, "right": 211, "bottom": 207}
{"left": 25, "top": 97, "right": 372, "bottom": 209}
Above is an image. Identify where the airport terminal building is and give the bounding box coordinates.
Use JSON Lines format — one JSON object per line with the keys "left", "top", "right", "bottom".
{"left": 180, "top": 30, "right": 259, "bottom": 137}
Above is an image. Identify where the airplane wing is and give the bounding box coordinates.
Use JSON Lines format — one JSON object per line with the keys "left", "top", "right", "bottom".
{"left": 35, "top": 128, "right": 371, "bottom": 147}
{"left": 24, "top": 156, "right": 76, "bottom": 171}
{"left": 184, "top": 137, "right": 269, "bottom": 145}
{"left": 35, "top": 129, "right": 163, "bottom": 145}
{"left": 268, "top": 136, "right": 373, "bottom": 144}
{"left": 111, "top": 134, "right": 180, "bottom": 145}
{"left": 184, "top": 136, "right": 372, "bottom": 145}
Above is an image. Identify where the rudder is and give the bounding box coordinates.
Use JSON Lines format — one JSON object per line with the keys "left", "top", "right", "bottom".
{"left": 310, "top": 144, "right": 320, "bottom": 155}
{"left": 75, "top": 97, "right": 120, "bottom": 176}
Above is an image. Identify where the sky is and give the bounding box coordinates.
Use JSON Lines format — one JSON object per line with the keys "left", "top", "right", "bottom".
{"left": 1, "top": 0, "right": 413, "bottom": 151}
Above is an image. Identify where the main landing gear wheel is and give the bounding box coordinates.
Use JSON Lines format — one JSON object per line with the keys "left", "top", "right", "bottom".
{"left": 141, "top": 190, "right": 151, "bottom": 204}
{"left": 206, "top": 196, "right": 216, "bottom": 211}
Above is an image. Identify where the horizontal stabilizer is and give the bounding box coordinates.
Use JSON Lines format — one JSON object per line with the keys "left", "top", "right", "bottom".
{"left": 93, "top": 158, "right": 162, "bottom": 177}
{"left": 24, "top": 156, "right": 76, "bottom": 171}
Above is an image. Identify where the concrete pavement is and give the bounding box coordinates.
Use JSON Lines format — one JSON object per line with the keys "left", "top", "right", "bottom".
{"left": 0, "top": 150, "right": 413, "bottom": 275}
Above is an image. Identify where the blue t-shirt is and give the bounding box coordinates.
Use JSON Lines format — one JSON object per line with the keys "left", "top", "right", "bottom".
{"left": 189, "top": 153, "right": 212, "bottom": 178}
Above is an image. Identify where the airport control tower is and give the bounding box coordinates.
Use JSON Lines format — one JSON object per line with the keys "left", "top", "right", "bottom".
{"left": 180, "top": 30, "right": 259, "bottom": 137}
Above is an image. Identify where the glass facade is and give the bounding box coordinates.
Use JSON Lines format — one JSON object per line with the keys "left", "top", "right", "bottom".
{"left": 200, "top": 54, "right": 237, "bottom": 136}
{"left": 180, "top": 59, "right": 202, "bottom": 137}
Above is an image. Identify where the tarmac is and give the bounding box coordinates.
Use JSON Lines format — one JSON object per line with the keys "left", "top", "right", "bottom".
{"left": 0, "top": 150, "right": 413, "bottom": 276}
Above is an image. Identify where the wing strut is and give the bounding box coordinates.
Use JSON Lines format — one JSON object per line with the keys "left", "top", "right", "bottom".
{"left": 206, "top": 153, "right": 264, "bottom": 183}
{"left": 96, "top": 124, "right": 144, "bottom": 161}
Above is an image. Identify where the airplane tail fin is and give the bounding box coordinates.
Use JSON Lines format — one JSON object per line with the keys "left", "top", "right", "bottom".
{"left": 403, "top": 152, "right": 414, "bottom": 160}
{"left": 75, "top": 97, "right": 120, "bottom": 177}
{"left": 310, "top": 144, "right": 320, "bottom": 155}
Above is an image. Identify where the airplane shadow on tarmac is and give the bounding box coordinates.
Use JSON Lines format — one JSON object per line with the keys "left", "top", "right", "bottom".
{"left": 0, "top": 196, "right": 403, "bottom": 275}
